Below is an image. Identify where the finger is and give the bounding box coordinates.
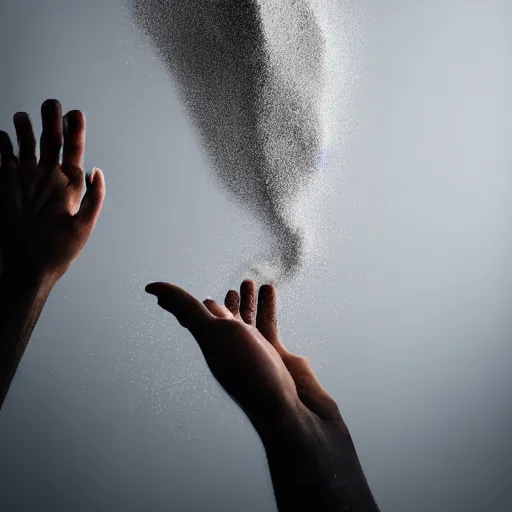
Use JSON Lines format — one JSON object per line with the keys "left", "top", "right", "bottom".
{"left": 62, "top": 110, "right": 85, "bottom": 189}
{"left": 0, "top": 131, "right": 16, "bottom": 169}
{"left": 13, "top": 112, "right": 37, "bottom": 168}
{"left": 203, "top": 299, "right": 232, "bottom": 319}
{"left": 240, "top": 279, "right": 256, "bottom": 325}
{"left": 0, "top": 131, "right": 20, "bottom": 207}
{"left": 75, "top": 168, "right": 105, "bottom": 229}
{"left": 224, "top": 290, "right": 240, "bottom": 317}
{"left": 40, "top": 99, "right": 63, "bottom": 166}
{"left": 145, "top": 282, "right": 214, "bottom": 337}
{"left": 256, "top": 284, "right": 280, "bottom": 348}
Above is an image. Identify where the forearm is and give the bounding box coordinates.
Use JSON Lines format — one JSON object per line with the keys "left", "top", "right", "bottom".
{"left": 258, "top": 410, "right": 380, "bottom": 512}
{"left": 0, "top": 271, "right": 54, "bottom": 407}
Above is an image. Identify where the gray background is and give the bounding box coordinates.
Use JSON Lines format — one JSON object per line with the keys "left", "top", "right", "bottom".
{"left": 0, "top": 0, "right": 510, "bottom": 511}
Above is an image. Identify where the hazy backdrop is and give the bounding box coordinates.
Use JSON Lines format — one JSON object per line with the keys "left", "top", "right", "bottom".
{"left": 0, "top": 1, "right": 510, "bottom": 511}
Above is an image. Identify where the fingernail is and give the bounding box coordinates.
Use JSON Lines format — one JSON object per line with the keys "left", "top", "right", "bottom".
{"left": 86, "top": 168, "right": 98, "bottom": 188}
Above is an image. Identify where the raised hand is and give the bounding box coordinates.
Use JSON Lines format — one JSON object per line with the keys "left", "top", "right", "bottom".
{"left": 0, "top": 99, "right": 105, "bottom": 408}
{"left": 146, "top": 279, "right": 380, "bottom": 511}
{"left": 0, "top": 99, "right": 104, "bottom": 286}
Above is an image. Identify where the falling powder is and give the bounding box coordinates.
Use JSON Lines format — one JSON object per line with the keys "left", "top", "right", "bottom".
{"left": 131, "top": 0, "right": 332, "bottom": 282}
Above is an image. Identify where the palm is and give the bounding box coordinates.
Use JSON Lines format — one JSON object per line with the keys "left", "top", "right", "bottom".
{"left": 200, "top": 317, "right": 298, "bottom": 419}
{"left": 6, "top": 210, "right": 76, "bottom": 278}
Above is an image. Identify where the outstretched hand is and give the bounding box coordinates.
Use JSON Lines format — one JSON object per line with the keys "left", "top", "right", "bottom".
{"left": 145, "top": 279, "right": 343, "bottom": 431}
{"left": 0, "top": 99, "right": 105, "bottom": 286}
{"left": 146, "top": 280, "right": 380, "bottom": 511}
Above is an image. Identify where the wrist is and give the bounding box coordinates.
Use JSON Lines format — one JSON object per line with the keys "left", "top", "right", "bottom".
{"left": 0, "top": 265, "right": 57, "bottom": 297}
{"left": 0, "top": 263, "right": 55, "bottom": 408}
{"left": 250, "top": 395, "right": 311, "bottom": 441}
{"left": 0, "top": 267, "right": 55, "bottom": 338}
{"left": 257, "top": 406, "right": 379, "bottom": 512}
{"left": 258, "top": 406, "right": 326, "bottom": 456}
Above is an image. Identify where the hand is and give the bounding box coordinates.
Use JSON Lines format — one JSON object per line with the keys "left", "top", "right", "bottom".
{"left": 145, "top": 279, "right": 343, "bottom": 431}
{"left": 0, "top": 99, "right": 105, "bottom": 286}
{"left": 146, "top": 279, "right": 380, "bottom": 511}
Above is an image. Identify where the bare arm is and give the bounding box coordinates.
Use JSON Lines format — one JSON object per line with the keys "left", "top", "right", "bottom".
{"left": 146, "top": 280, "right": 380, "bottom": 511}
{"left": 260, "top": 404, "right": 379, "bottom": 512}
{"left": 0, "top": 99, "right": 105, "bottom": 408}
{"left": 0, "top": 273, "right": 53, "bottom": 406}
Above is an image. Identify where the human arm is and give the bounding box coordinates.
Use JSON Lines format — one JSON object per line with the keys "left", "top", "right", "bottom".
{"left": 145, "top": 280, "right": 380, "bottom": 511}
{"left": 0, "top": 99, "right": 105, "bottom": 408}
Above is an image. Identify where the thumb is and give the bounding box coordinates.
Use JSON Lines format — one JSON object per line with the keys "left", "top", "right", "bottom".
{"left": 76, "top": 168, "right": 105, "bottom": 229}
{"left": 145, "top": 282, "right": 213, "bottom": 337}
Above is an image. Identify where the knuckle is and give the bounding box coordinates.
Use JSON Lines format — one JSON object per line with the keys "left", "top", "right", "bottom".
{"left": 296, "top": 355, "right": 310, "bottom": 367}
{"left": 285, "top": 354, "right": 313, "bottom": 375}
{"left": 67, "top": 162, "right": 83, "bottom": 176}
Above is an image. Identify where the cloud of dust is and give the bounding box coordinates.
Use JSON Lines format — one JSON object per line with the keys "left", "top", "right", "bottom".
{"left": 131, "top": 0, "right": 347, "bottom": 282}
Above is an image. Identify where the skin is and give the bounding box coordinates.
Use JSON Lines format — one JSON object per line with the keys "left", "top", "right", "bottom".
{"left": 0, "top": 99, "right": 105, "bottom": 408}
{"left": 146, "top": 280, "right": 381, "bottom": 511}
